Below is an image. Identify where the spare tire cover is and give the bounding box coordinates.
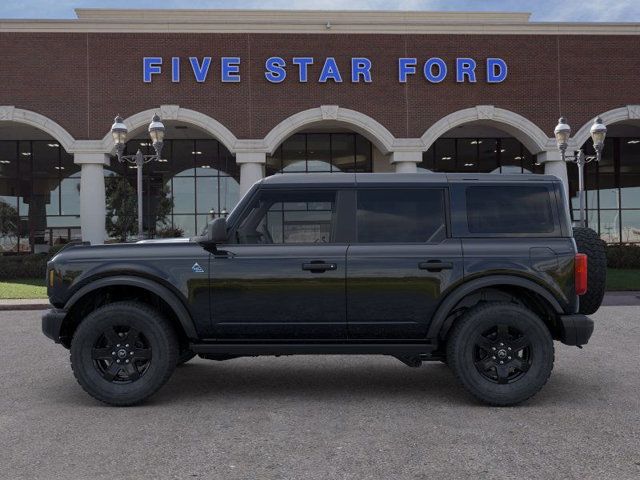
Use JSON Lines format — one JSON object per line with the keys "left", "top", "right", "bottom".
{"left": 573, "top": 227, "right": 607, "bottom": 315}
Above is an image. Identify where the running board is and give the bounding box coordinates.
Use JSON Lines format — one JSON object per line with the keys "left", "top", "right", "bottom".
{"left": 190, "top": 342, "right": 436, "bottom": 357}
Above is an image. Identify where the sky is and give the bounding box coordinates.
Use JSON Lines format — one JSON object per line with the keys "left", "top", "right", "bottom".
{"left": 0, "top": 0, "right": 639, "bottom": 22}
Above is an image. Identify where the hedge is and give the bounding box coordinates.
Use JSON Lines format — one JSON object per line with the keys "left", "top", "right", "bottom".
{"left": 0, "top": 245, "right": 65, "bottom": 280}
{"left": 606, "top": 245, "right": 640, "bottom": 270}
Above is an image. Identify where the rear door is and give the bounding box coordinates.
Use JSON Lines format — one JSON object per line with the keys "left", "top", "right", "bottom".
{"left": 346, "top": 187, "right": 464, "bottom": 339}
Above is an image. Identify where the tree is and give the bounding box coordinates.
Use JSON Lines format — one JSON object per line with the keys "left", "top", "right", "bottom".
{"left": 105, "top": 176, "right": 173, "bottom": 242}
{"left": 0, "top": 200, "right": 20, "bottom": 250}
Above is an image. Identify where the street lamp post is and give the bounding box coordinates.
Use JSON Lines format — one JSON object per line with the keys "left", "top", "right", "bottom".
{"left": 111, "top": 114, "right": 165, "bottom": 240}
{"left": 553, "top": 116, "right": 607, "bottom": 228}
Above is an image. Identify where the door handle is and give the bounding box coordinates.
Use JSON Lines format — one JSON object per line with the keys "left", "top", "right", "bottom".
{"left": 302, "top": 262, "right": 337, "bottom": 272}
{"left": 418, "top": 261, "right": 453, "bottom": 272}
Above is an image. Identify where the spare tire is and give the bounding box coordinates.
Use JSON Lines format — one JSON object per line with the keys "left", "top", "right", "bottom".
{"left": 573, "top": 227, "right": 607, "bottom": 314}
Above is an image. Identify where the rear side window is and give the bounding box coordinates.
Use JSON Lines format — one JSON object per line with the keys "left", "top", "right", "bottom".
{"left": 356, "top": 189, "right": 446, "bottom": 243}
{"left": 466, "top": 186, "right": 555, "bottom": 234}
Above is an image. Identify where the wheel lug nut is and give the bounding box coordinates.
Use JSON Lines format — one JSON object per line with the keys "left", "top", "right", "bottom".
{"left": 508, "top": 356, "right": 512, "bottom": 360}
{"left": 130, "top": 352, "right": 134, "bottom": 355}
{"left": 492, "top": 356, "right": 496, "bottom": 360}
{"left": 116, "top": 344, "right": 120, "bottom": 347}
{"left": 116, "top": 360, "right": 120, "bottom": 363}
{"left": 491, "top": 347, "right": 496, "bottom": 351}
{"left": 125, "top": 344, "right": 129, "bottom": 348}
{"left": 499, "top": 343, "right": 504, "bottom": 346}
{"left": 499, "top": 361, "right": 504, "bottom": 364}
{"left": 125, "top": 360, "right": 130, "bottom": 363}
{"left": 508, "top": 347, "right": 512, "bottom": 351}
{"left": 111, "top": 352, "right": 115, "bottom": 356}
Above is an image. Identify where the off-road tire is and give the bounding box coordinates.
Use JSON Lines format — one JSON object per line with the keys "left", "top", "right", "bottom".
{"left": 447, "top": 302, "right": 554, "bottom": 406}
{"left": 70, "top": 301, "right": 178, "bottom": 406}
{"left": 573, "top": 226, "right": 607, "bottom": 315}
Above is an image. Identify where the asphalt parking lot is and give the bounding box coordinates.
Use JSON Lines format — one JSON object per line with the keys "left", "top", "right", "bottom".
{"left": 0, "top": 308, "right": 638, "bottom": 480}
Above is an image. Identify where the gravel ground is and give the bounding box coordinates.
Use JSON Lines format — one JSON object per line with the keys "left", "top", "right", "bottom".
{"left": 0, "top": 307, "right": 638, "bottom": 480}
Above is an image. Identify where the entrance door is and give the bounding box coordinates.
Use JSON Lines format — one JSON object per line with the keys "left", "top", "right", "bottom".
{"left": 210, "top": 188, "right": 348, "bottom": 340}
{"left": 347, "top": 187, "right": 464, "bottom": 339}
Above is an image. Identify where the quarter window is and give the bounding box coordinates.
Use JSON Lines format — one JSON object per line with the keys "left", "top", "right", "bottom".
{"left": 237, "top": 190, "right": 336, "bottom": 244}
{"left": 466, "top": 186, "right": 555, "bottom": 234}
{"left": 356, "top": 189, "right": 446, "bottom": 243}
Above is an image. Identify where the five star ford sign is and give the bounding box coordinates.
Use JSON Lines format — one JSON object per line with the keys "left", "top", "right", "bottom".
{"left": 142, "top": 56, "right": 508, "bottom": 84}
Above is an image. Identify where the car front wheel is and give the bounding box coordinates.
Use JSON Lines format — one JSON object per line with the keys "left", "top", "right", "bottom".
{"left": 446, "top": 302, "right": 554, "bottom": 406}
{"left": 70, "top": 301, "right": 178, "bottom": 406}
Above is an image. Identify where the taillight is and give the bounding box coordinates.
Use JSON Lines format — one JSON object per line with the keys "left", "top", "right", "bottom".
{"left": 575, "top": 253, "right": 588, "bottom": 295}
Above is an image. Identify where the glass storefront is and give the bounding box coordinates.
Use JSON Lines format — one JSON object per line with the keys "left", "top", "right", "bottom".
{"left": 420, "top": 137, "right": 542, "bottom": 174}
{"left": 0, "top": 140, "right": 81, "bottom": 253}
{"left": 266, "top": 133, "right": 373, "bottom": 175}
{"left": 110, "top": 139, "right": 240, "bottom": 239}
{"left": 570, "top": 137, "right": 640, "bottom": 244}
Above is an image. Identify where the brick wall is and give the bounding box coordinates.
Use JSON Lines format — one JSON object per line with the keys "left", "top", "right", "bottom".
{"left": 0, "top": 32, "right": 638, "bottom": 141}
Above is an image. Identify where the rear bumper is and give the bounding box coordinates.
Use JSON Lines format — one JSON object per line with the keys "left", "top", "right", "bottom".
{"left": 558, "top": 314, "right": 594, "bottom": 346}
{"left": 42, "top": 308, "right": 67, "bottom": 343}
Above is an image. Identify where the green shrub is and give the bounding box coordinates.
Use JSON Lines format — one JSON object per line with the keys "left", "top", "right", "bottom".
{"left": 0, "top": 244, "right": 73, "bottom": 280}
{"left": 606, "top": 245, "right": 640, "bottom": 269}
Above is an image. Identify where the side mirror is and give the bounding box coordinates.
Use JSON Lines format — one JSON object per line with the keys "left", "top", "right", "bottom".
{"left": 195, "top": 217, "right": 227, "bottom": 244}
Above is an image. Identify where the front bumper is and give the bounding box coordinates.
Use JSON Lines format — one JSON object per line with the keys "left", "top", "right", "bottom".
{"left": 558, "top": 314, "right": 594, "bottom": 346}
{"left": 42, "top": 308, "right": 67, "bottom": 344}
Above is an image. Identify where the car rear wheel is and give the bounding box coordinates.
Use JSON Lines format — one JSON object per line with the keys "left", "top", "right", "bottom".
{"left": 446, "top": 302, "right": 554, "bottom": 406}
{"left": 70, "top": 301, "right": 178, "bottom": 406}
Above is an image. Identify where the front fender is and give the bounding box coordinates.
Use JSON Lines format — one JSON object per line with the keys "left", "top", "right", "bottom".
{"left": 64, "top": 275, "right": 198, "bottom": 339}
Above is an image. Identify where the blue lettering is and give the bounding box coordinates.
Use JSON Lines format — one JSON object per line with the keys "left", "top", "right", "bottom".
{"left": 487, "top": 58, "right": 508, "bottom": 83}
{"left": 398, "top": 58, "right": 417, "bottom": 83}
{"left": 424, "top": 57, "right": 447, "bottom": 83}
{"left": 221, "top": 57, "right": 241, "bottom": 82}
{"left": 319, "top": 57, "right": 342, "bottom": 83}
{"left": 351, "top": 58, "right": 372, "bottom": 83}
{"left": 143, "top": 57, "right": 162, "bottom": 83}
{"left": 456, "top": 58, "right": 477, "bottom": 83}
{"left": 265, "top": 56, "right": 287, "bottom": 83}
{"left": 189, "top": 57, "right": 211, "bottom": 83}
{"left": 171, "top": 57, "right": 180, "bottom": 83}
{"left": 292, "top": 57, "right": 314, "bottom": 82}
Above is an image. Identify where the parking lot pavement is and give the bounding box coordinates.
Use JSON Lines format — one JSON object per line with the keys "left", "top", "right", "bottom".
{"left": 0, "top": 308, "right": 638, "bottom": 480}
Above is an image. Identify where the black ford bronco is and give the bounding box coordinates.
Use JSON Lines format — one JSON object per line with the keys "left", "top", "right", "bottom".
{"left": 42, "top": 173, "right": 605, "bottom": 406}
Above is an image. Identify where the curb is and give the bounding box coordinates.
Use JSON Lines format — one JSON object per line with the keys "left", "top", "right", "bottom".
{"left": 0, "top": 300, "right": 50, "bottom": 311}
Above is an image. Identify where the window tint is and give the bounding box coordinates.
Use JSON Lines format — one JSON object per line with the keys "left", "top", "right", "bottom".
{"left": 356, "top": 189, "right": 446, "bottom": 243}
{"left": 466, "top": 186, "right": 555, "bottom": 234}
{"left": 237, "top": 190, "right": 336, "bottom": 244}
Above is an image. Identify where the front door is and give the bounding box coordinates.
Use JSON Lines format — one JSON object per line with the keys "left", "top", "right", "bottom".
{"left": 346, "top": 187, "right": 464, "bottom": 339}
{"left": 210, "top": 188, "right": 348, "bottom": 340}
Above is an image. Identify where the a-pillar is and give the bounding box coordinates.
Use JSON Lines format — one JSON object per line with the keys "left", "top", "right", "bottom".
{"left": 236, "top": 152, "right": 266, "bottom": 197}
{"left": 75, "top": 153, "right": 110, "bottom": 245}
{"left": 390, "top": 151, "right": 422, "bottom": 173}
{"left": 537, "top": 150, "right": 570, "bottom": 215}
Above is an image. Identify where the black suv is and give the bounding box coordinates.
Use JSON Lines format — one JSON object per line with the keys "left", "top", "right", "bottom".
{"left": 42, "top": 173, "right": 601, "bottom": 406}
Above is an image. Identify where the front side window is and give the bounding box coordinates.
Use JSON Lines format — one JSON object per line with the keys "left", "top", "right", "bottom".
{"left": 466, "top": 186, "right": 555, "bottom": 234}
{"left": 356, "top": 189, "right": 446, "bottom": 243}
{"left": 236, "top": 190, "right": 336, "bottom": 244}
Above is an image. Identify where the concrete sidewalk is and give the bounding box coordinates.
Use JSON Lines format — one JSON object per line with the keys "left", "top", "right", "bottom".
{"left": 1, "top": 291, "right": 639, "bottom": 311}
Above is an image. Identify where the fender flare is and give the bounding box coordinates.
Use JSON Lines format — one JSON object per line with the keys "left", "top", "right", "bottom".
{"left": 64, "top": 275, "right": 198, "bottom": 339}
{"left": 427, "top": 275, "right": 565, "bottom": 341}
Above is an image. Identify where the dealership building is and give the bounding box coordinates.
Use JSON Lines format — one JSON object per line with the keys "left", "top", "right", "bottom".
{"left": 0, "top": 8, "right": 639, "bottom": 251}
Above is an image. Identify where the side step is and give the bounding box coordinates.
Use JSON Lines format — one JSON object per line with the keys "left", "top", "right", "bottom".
{"left": 190, "top": 342, "right": 435, "bottom": 357}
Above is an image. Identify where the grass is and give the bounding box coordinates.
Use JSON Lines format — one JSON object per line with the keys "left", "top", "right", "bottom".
{"left": 0, "top": 269, "right": 639, "bottom": 300}
{"left": 605, "top": 269, "right": 640, "bottom": 291}
{"left": 0, "top": 278, "right": 47, "bottom": 299}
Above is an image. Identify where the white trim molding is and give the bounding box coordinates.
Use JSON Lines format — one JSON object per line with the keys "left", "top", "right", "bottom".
{"left": 0, "top": 106, "right": 76, "bottom": 152}
{"left": 421, "top": 105, "right": 552, "bottom": 154}
{"left": 264, "top": 105, "right": 396, "bottom": 155}
{"left": 570, "top": 105, "right": 640, "bottom": 149}
{"left": 99, "top": 105, "right": 239, "bottom": 155}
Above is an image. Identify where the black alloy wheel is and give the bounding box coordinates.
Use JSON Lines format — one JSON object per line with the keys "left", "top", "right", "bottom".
{"left": 71, "top": 301, "right": 178, "bottom": 406}
{"left": 447, "top": 302, "right": 554, "bottom": 406}
{"left": 91, "top": 325, "right": 152, "bottom": 383}
{"left": 472, "top": 324, "right": 532, "bottom": 384}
